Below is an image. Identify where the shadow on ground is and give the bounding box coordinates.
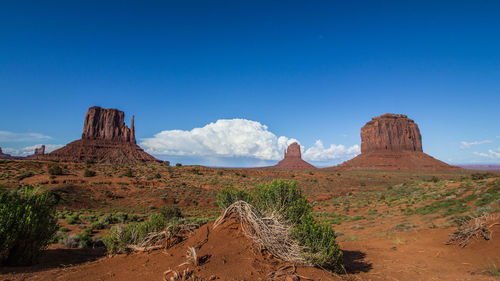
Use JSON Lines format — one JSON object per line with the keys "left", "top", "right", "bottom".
{"left": 0, "top": 248, "right": 106, "bottom": 274}
{"left": 343, "top": 250, "right": 372, "bottom": 273}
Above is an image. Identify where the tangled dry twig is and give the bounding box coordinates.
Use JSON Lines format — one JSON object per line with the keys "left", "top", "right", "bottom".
{"left": 446, "top": 214, "right": 500, "bottom": 247}
{"left": 213, "top": 201, "right": 308, "bottom": 265}
{"left": 164, "top": 268, "right": 200, "bottom": 281}
{"left": 127, "top": 224, "right": 199, "bottom": 252}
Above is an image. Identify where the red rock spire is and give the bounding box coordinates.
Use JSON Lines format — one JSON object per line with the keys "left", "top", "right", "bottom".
{"left": 130, "top": 115, "right": 136, "bottom": 144}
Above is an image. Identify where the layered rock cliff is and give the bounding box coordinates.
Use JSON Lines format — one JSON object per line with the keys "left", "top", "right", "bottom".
{"left": 361, "top": 113, "right": 422, "bottom": 153}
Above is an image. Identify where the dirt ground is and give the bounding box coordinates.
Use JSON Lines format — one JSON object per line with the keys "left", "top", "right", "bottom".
{"left": 1, "top": 160, "right": 499, "bottom": 280}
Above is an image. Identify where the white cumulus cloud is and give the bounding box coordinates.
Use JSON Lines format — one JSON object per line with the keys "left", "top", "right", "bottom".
{"left": 3, "top": 144, "right": 63, "bottom": 157}
{"left": 141, "top": 118, "right": 358, "bottom": 164}
{"left": 0, "top": 131, "right": 52, "bottom": 142}
{"left": 460, "top": 140, "right": 492, "bottom": 149}
{"left": 303, "top": 140, "right": 360, "bottom": 162}
{"left": 141, "top": 119, "right": 298, "bottom": 160}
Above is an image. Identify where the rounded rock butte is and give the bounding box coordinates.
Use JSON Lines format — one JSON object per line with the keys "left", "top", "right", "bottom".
{"left": 334, "top": 113, "right": 461, "bottom": 172}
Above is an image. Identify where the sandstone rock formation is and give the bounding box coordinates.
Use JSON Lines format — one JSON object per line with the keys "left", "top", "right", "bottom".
{"left": 34, "top": 145, "right": 45, "bottom": 155}
{"left": 31, "top": 106, "right": 161, "bottom": 164}
{"left": 82, "top": 106, "right": 136, "bottom": 144}
{"left": 361, "top": 113, "right": 422, "bottom": 153}
{"left": 271, "top": 142, "right": 316, "bottom": 170}
{"left": 334, "top": 113, "right": 460, "bottom": 172}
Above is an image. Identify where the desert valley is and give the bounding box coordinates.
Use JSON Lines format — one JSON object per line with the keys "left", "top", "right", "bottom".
{"left": 1, "top": 106, "right": 498, "bottom": 281}
{"left": 2, "top": 2, "right": 500, "bottom": 280}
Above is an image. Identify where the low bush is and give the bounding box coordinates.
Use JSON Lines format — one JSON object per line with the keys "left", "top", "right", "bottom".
{"left": 17, "top": 171, "right": 34, "bottom": 180}
{"left": 216, "top": 180, "right": 343, "bottom": 272}
{"left": 65, "top": 213, "right": 80, "bottom": 224}
{"left": 48, "top": 165, "right": 63, "bottom": 176}
{"left": 216, "top": 186, "right": 254, "bottom": 209}
{"left": 103, "top": 214, "right": 168, "bottom": 254}
{"left": 122, "top": 168, "right": 134, "bottom": 178}
{"left": 0, "top": 186, "right": 58, "bottom": 265}
{"left": 159, "top": 205, "right": 183, "bottom": 222}
{"left": 83, "top": 169, "right": 96, "bottom": 177}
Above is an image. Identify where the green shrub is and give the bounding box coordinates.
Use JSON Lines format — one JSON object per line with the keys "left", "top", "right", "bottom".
{"left": 0, "top": 186, "right": 58, "bottom": 265}
{"left": 154, "top": 173, "right": 161, "bottom": 179}
{"left": 254, "top": 180, "right": 302, "bottom": 213}
{"left": 103, "top": 214, "right": 168, "bottom": 254}
{"left": 122, "top": 168, "right": 134, "bottom": 178}
{"left": 77, "top": 229, "right": 92, "bottom": 248}
{"left": 17, "top": 171, "right": 34, "bottom": 180}
{"left": 86, "top": 158, "right": 95, "bottom": 167}
{"left": 83, "top": 169, "right": 96, "bottom": 177}
{"left": 48, "top": 165, "right": 63, "bottom": 176}
{"left": 253, "top": 180, "right": 342, "bottom": 271}
{"left": 113, "top": 212, "right": 128, "bottom": 223}
{"left": 471, "top": 172, "right": 495, "bottom": 180}
{"left": 216, "top": 186, "right": 254, "bottom": 209}
{"left": 175, "top": 163, "right": 182, "bottom": 167}
{"left": 215, "top": 180, "right": 343, "bottom": 271}
{"left": 159, "top": 205, "right": 183, "bottom": 222}
{"left": 291, "top": 212, "right": 342, "bottom": 269}
{"left": 65, "top": 213, "right": 80, "bottom": 224}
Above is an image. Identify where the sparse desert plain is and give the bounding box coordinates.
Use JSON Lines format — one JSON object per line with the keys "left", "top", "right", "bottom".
{"left": 0, "top": 159, "right": 499, "bottom": 280}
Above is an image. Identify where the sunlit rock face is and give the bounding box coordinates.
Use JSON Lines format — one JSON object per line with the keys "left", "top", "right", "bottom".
{"left": 30, "top": 106, "right": 160, "bottom": 164}
{"left": 361, "top": 113, "right": 422, "bottom": 153}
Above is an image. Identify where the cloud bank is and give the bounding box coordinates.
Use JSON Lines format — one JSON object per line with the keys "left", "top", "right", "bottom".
{"left": 3, "top": 144, "right": 63, "bottom": 157}
{"left": 303, "top": 140, "right": 360, "bottom": 162}
{"left": 460, "top": 140, "right": 492, "bottom": 149}
{"left": 474, "top": 147, "right": 500, "bottom": 159}
{"left": 141, "top": 119, "right": 359, "bottom": 165}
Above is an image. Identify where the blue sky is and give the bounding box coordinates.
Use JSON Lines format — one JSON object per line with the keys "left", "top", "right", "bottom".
{"left": 1, "top": 0, "right": 499, "bottom": 166}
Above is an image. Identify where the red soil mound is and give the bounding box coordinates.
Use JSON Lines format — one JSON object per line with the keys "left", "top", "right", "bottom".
{"left": 2, "top": 218, "right": 340, "bottom": 280}
{"left": 335, "top": 150, "right": 462, "bottom": 172}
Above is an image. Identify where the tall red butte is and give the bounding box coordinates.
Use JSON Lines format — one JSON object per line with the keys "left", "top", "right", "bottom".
{"left": 271, "top": 142, "right": 316, "bottom": 170}
{"left": 336, "top": 113, "right": 460, "bottom": 171}
{"left": 30, "top": 106, "right": 161, "bottom": 164}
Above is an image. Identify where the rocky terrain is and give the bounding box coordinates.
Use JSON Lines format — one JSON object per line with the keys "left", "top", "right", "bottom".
{"left": 336, "top": 113, "right": 461, "bottom": 171}
{"left": 272, "top": 142, "right": 316, "bottom": 170}
{"left": 30, "top": 106, "right": 160, "bottom": 164}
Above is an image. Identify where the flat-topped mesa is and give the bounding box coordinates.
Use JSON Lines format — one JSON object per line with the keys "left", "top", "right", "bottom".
{"left": 34, "top": 145, "right": 45, "bottom": 155}
{"left": 361, "top": 113, "right": 422, "bottom": 153}
{"left": 81, "top": 106, "right": 136, "bottom": 144}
